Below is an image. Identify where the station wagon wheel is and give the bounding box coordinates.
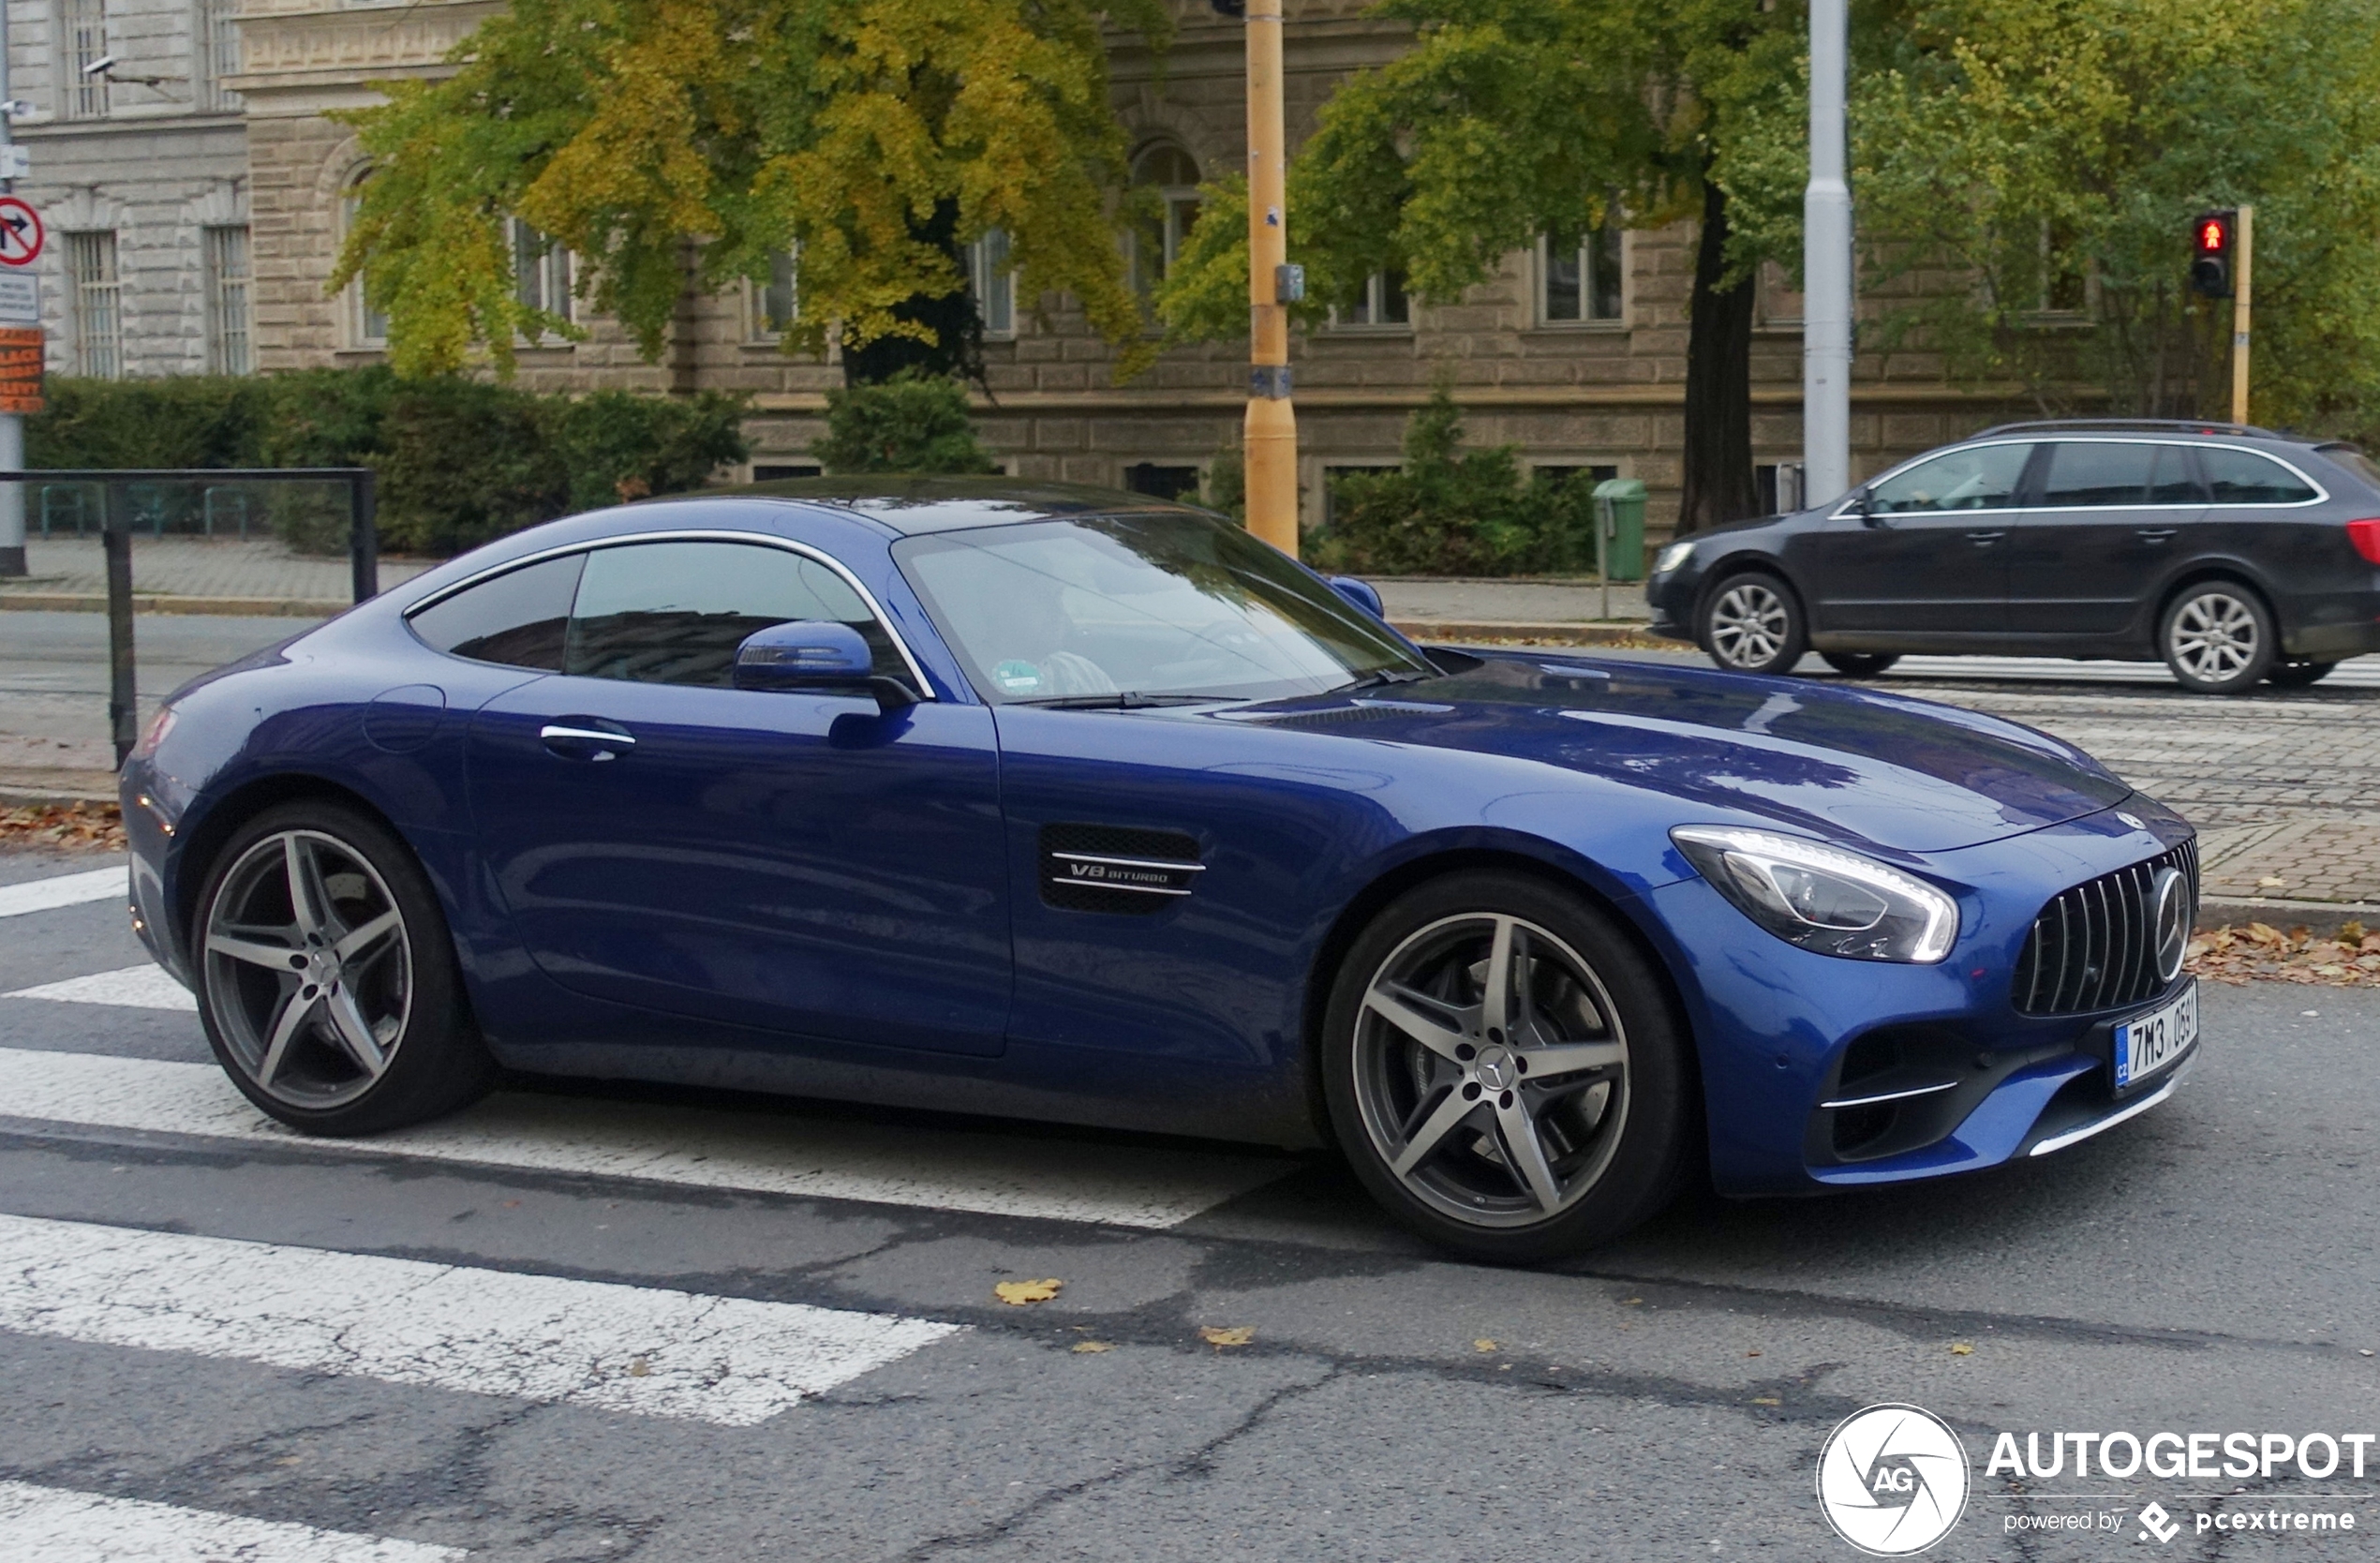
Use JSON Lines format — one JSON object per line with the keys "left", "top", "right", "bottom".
{"left": 1820, "top": 652, "right": 1900, "bottom": 678}
{"left": 1323, "top": 872, "right": 1691, "bottom": 1261}
{"left": 2267, "top": 659, "right": 2339, "bottom": 689}
{"left": 1699, "top": 573, "right": 1807, "bottom": 677}
{"left": 194, "top": 800, "right": 495, "bottom": 1135}
{"left": 2160, "top": 585, "right": 2276, "bottom": 695}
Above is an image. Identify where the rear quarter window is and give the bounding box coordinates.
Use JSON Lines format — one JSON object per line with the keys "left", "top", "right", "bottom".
{"left": 2200, "top": 447, "right": 2321, "bottom": 505}
{"left": 407, "top": 553, "right": 586, "bottom": 669}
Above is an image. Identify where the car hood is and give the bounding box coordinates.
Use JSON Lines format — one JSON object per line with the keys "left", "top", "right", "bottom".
{"left": 1221, "top": 653, "right": 2132, "bottom": 855}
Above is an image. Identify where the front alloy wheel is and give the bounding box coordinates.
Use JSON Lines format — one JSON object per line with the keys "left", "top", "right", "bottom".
{"left": 194, "top": 800, "right": 495, "bottom": 1134}
{"left": 2161, "top": 586, "right": 2276, "bottom": 694}
{"left": 1324, "top": 873, "right": 1689, "bottom": 1260}
{"left": 1701, "top": 575, "right": 1807, "bottom": 676}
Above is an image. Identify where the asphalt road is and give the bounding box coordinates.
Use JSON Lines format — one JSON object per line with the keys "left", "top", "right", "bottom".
{"left": 1, "top": 845, "right": 2375, "bottom": 1562}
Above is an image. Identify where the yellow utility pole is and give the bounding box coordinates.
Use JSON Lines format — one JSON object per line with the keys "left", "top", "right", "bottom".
{"left": 1241, "top": 0, "right": 1300, "bottom": 557}
{"left": 2230, "top": 204, "right": 2254, "bottom": 425}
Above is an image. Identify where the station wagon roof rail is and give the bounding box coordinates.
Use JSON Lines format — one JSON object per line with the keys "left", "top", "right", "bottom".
{"left": 1969, "top": 417, "right": 2287, "bottom": 440}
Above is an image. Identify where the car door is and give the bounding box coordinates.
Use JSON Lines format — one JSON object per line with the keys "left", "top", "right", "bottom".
{"left": 1794, "top": 441, "right": 2032, "bottom": 638}
{"left": 463, "top": 536, "right": 1011, "bottom": 1056}
{"left": 2007, "top": 440, "right": 2207, "bottom": 638}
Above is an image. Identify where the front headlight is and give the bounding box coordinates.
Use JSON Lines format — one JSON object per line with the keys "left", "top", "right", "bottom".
{"left": 1670, "top": 826, "right": 1958, "bottom": 963}
{"left": 1654, "top": 541, "right": 1696, "bottom": 574}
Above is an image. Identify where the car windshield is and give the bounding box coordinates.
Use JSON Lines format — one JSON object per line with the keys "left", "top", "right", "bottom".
{"left": 894, "top": 511, "right": 1432, "bottom": 705}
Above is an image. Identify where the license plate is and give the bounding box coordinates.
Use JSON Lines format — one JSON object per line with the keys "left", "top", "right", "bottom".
{"left": 2114, "top": 981, "right": 2198, "bottom": 1091}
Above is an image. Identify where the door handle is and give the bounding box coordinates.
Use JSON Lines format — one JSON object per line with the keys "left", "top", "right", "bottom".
{"left": 1965, "top": 529, "right": 2005, "bottom": 544}
{"left": 2136, "top": 528, "right": 2177, "bottom": 543}
{"left": 540, "top": 722, "right": 635, "bottom": 760}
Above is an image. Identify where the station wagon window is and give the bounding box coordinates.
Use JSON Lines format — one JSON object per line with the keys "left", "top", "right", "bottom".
{"left": 2037, "top": 442, "right": 2204, "bottom": 508}
{"left": 2200, "top": 447, "right": 2320, "bottom": 505}
{"left": 407, "top": 553, "right": 586, "bottom": 670}
{"left": 564, "top": 540, "right": 907, "bottom": 689}
{"left": 1867, "top": 443, "right": 2030, "bottom": 514}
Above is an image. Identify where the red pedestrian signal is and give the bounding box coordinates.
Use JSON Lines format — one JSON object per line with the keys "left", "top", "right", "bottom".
{"left": 2191, "top": 209, "right": 2237, "bottom": 298}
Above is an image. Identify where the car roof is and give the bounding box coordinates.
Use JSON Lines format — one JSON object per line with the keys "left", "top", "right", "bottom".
{"left": 658, "top": 476, "right": 1224, "bottom": 536}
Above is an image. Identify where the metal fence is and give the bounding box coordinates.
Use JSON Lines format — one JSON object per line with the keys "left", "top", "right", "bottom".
{"left": 0, "top": 468, "right": 378, "bottom": 766}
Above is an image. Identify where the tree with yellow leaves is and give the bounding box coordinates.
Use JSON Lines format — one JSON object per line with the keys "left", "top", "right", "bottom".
{"left": 334, "top": 0, "right": 1170, "bottom": 381}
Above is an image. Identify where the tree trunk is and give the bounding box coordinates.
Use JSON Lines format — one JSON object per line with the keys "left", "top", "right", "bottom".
{"left": 841, "top": 198, "right": 986, "bottom": 388}
{"left": 1677, "top": 179, "right": 1761, "bottom": 534}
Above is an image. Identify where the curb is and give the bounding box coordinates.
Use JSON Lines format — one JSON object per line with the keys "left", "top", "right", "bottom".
{"left": 1394, "top": 619, "right": 1667, "bottom": 646}
{"left": 2197, "top": 896, "right": 2380, "bottom": 938}
{"left": 0, "top": 592, "right": 348, "bottom": 618}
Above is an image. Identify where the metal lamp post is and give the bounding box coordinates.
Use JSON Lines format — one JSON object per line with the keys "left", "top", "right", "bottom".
{"left": 1219, "top": 0, "right": 1300, "bottom": 557}
{"left": 1803, "top": 0, "right": 1852, "bottom": 508}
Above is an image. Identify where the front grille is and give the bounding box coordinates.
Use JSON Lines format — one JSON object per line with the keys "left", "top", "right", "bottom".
{"left": 2011, "top": 840, "right": 2198, "bottom": 1016}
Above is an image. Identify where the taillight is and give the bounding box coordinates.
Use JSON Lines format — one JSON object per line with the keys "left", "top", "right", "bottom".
{"left": 130, "top": 705, "right": 176, "bottom": 762}
{"left": 2350, "top": 518, "right": 2380, "bottom": 565}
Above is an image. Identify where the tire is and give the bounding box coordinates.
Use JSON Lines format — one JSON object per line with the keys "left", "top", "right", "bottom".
{"left": 191, "top": 798, "right": 495, "bottom": 1136}
{"left": 2160, "top": 583, "right": 2278, "bottom": 694}
{"left": 1320, "top": 871, "right": 1693, "bottom": 1262}
{"left": 1699, "top": 573, "right": 1808, "bottom": 676}
{"left": 2268, "top": 659, "right": 2339, "bottom": 689}
{"left": 1820, "top": 652, "right": 1901, "bottom": 677}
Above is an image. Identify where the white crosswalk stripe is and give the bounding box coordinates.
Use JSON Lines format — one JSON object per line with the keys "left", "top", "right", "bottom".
{"left": 0, "top": 1046, "right": 1293, "bottom": 1228}
{"left": 0, "top": 865, "right": 126, "bottom": 919}
{"left": 0, "top": 1479, "right": 466, "bottom": 1563}
{"left": 7, "top": 962, "right": 195, "bottom": 1010}
{"left": 0, "top": 1213, "right": 960, "bottom": 1426}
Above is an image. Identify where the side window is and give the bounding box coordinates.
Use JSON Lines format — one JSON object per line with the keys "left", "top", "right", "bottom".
{"left": 2148, "top": 445, "right": 2207, "bottom": 505}
{"left": 2039, "top": 442, "right": 2155, "bottom": 508}
{"left": 2201, "top": 447, "right": 2321, "bottom": 505}
{"left": 564, "top": 540, "right": 907, "bottom": 688}
{"left": 1867, "top": 443, "right": 2031, "bottom": 514}
{"left": 407, "top": 553, "right": 586, "bottom": 670}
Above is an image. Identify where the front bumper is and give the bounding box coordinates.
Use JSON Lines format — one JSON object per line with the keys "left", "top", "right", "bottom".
{"left": 1638, "top": 805, "right": 2199, "bottom": 1195}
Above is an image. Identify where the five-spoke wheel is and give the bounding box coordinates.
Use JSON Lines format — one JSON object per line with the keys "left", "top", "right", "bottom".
{"left": 2161, "top": 585, "right": 2276, "bottom": 694}
{"left": 1323, "top": 872, "right": 1688, "bottom": 1261}
{"left": 1699, "top": 574, "right": 1807, "bottom": 677}
{"left": 194, "top": 801, "right": 493, "bottom": 1134}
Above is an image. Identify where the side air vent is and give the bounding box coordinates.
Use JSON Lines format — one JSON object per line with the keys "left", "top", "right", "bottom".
{"left": 1040, "top": 823, "right": 1205, "bottom": 915}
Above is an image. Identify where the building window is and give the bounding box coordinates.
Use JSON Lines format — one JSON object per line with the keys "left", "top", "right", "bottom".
{"left": 2034, "top": 222, "right": 2090, "bottom": 315}
{"left": 1755, "top": 260, "right": 1804, "bottom": 330}
{"left": 63, "top": 0, "right": 111, "bottom": 119}
{"left": 1123, "top": 463, "right": 1199, "bottom": 500}
{"left": 1534, "top": 463, "right": 1619, "bottom": 492}
{"left": 1539, "top": 226, "right": 1623, "bottom": 325}
{"left": 512, "top": 218, "right": 573, "bottom": 335}
{"left": 751, "top": 463, "right": 822, "bottom": 482}
{"left": 1333, "top": 270, "right": 1409, "bottom": 331}
{"left": 67, "top": 231, "right": 123, "bottom": 379}
{"left": 1755, "top": 462, "right": 1807, "bottom": 514}
{"left": 203, "top": 224, "right": 250, "bottom": 375}
{"left": 1131, "top": 142, "right": 1201, "bottom": 294}
{"left": 747, "top": 248, "right": 796, "bottom": 341}
{"left": 341, "top": 179, "right": 388, "bottom": 347}
{"left": 1322, "top": 464, "right": 1400, "bottom": 525}
{"left": 969, "top": 228, "right": 1014, "bottom": 337}
{"left": 197, "top": 0, "right": 240, "bottom": 111}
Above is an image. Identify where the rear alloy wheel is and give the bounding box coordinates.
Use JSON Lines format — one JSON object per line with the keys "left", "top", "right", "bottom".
{"left": 1322, "top": 872, "right": 1689, "bottom": 1262}
{"left": 1820, "top": 652, "right": 1901, "bottom": 678}
{"left": 195, "top": 800, "right": 494, "bottom": 1135}
{"left": 2268, "top": 659, "right": 2339, "bottom": 689}
{"left": 1700, "top": 574, "right": 1807, "bottom": 676}
{"left": 2161, "top": 585, "right": 2277, "bottom": 694}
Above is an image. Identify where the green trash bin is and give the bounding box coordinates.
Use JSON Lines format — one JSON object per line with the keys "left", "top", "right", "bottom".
{"left": 1590, "top": 477, "right": 1647, "bottom": 582}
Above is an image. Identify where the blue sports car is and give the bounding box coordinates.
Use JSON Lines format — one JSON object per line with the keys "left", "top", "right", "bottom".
{"left": 120, "top": 480, "right": 2202, "bottom": 1261}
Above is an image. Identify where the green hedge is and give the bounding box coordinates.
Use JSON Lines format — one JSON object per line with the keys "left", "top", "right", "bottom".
{"left": 26, "top": 371, "right": 751, "bottom": 557}
{"left": 811, "top": 369, "right": 999, "bottom": 475}
{"left": 1304, "top": 387, "right": 1599, "bottom": 577}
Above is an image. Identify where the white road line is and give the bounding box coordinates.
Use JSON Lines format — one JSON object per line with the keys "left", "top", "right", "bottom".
{"left": 0, "top": 1047, "right": 1293, "bottom": 1228}
{"left": 0, "top": 1213, "right": 959, "bottom": 1426}
{"left": 7, "top": 963, "right": 195, "bottom": 1011}
{"left": 0, "top": 1479, "right": 465, "bottom": 1563}
{"left": 0, "top": 866, "right": 125, "bottom": 920}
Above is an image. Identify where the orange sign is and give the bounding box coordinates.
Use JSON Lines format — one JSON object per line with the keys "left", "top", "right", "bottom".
{"left": 0, "top": 325, "right": 43, "bottom": 414}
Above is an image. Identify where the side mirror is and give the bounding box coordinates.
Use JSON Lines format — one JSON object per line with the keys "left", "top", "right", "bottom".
{"left": 1853, "top": 488, "right": 1885, "bottom": 526}
{"left": 733, "top": 620, "right": 916, "bottom": 707}
{"left": 1327, "top": 575, "right": 1387, "bottom": 619}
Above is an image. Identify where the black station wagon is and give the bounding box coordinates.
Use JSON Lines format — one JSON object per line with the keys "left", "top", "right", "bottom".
{"left": 1644, "top": 420, "right": 2380, "bottom": 693}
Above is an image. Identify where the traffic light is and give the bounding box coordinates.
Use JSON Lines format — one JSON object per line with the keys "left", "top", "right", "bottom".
{"left": 2190, "top": 210, "right": 2237, "bottom": 299}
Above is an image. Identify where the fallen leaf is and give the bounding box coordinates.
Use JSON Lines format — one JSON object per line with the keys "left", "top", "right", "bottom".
{"left": 1751, "top": 1396, "right": 1781, "bottom": 1407}
{"left": 2340, "top": 920, "right": 2367, "bottom": 944}
{"left": 2248, "top": 921, "right": 2283, "bottom": 945}
{"left": 1198, "top": 1326, "right": 1255, "bottom": 1348}
{"left": 1949, "top": 1342, "right": 1974, "bottom": 1356}
{"left": 1070, "top": 1340, "right": 1114, "bottom": 1354}
{"left": 1473, "top": 1338, "right": 1499, "bottom": 1353}
{"left": 627, "top": 1356, "right": 651, "bottom": 1377}
{"left": 1747, "top": 1349, "right": 1763, "bottom": 1358}
{"left": 1623, "top": 1297, "right": 1644, "bottom": 1306}
{"left": 993, "top": 1278, "right": 1064, "bottom": 1305}
{"left": 2258, "top": 876, "right": 2287, "bottom": 889}
{"left": 0, "top": 801, "right": 126, "bottom": 852}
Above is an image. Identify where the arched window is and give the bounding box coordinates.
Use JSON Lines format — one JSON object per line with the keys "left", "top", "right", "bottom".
{"left": 340, "top": 171, "right": 387, "bottom": 349}
{"left": 1131, "top": 142, "right": 1201, "bottom": 293}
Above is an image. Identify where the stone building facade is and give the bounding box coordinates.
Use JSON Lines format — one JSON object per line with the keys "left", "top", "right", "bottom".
{"left": 64, "top": 0, "right": 2017, "bottom": 541}
{"left": 9, "top": 0, "right": 252, "bottom": 380}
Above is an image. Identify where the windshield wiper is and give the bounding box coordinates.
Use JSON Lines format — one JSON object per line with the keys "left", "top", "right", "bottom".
{"left": 1334, "top": 668, "right": 1434, "bottom": 693}
{"left": 1014, "top": 692, "right": 1227, "bottom": 709}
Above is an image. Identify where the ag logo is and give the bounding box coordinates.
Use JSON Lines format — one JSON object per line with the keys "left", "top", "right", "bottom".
{"left": 1816, "top": 1404, "right": 1970, "bottom": 1556}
